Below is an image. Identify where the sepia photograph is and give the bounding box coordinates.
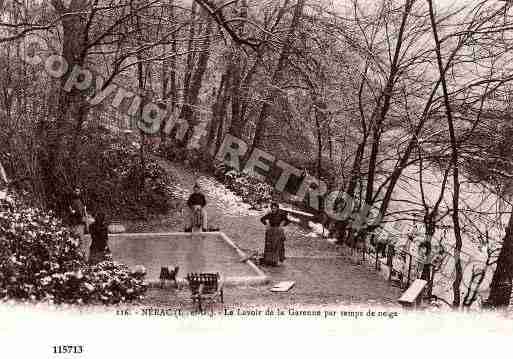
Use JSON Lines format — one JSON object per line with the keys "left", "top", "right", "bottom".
{"left": 1, "top": 0, "right": 513, "bottom": 356}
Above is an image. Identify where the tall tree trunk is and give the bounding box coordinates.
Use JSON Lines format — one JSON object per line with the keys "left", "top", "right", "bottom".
{"left": 42, "top": 0, "right": 90, "bottom": 210}
{"left": 364, "top": 0, "right": 413, "bottom": 209}
{"left": 179, "top": 14, "right": 213, "bottom": 145}
{"left": 161, "top": 0, "right": 177, "bottom": 140}
{"left": 335, "top": 72, "right": 372, "bottom": 243}
{"left": 183, "top": 1, "right": 197, "bottom": 102}
{"left": 251, "top": 0, "right": 304, "bottom": 152}
{"left": 487, "top": 211, "right": 513, "bottom": 308}
{"left": 207, "top": 84, "right": 223, "bottom": 151}
{"left": 207, "top": 70, "right": 230, "bottom": 152}
{"left": 214, "top": 83, "right": 230, "bottom": 154}
{"left": 229, "top": 55, "right": 244, "bottom": 138}
{"left": 137, "top": 61, "right": 146, "bottom": 175}
{"left": 133, "top": 3, "right": 151, "bottom": 193}
{"left": 328, "top": 122, "right": 333, "bottom": 165}
{"left": 231, "top": 0, "right": 288, "bottom": 139}
{"left": 315, "top": 108, "right": 322, "bottom": 181}
{"left": 227, "top": 0, "right": 247, "bottom": 139}
{"left": 428, "top": 0, "right": 463, "bottom": 308}
{"left": 314, "top": 99, "right": 327, "bottom": 180}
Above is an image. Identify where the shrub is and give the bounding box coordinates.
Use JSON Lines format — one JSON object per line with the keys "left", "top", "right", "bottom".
{"left": 75, "top": 126, "right": 180, "bottom": 220}
{"left": 159, "top": 141, "right": 215, "bottom": 173}
{"left": 0, "top": 193, "right": 147, "bottom": 305}
{"left": 158, "top": 140, "right": 188, "bottom": 163}
{"left": 187, "top": 149, "right": 216, "bottom": 173}
{"left": 214, "top": 167, "right": 274, "bottom": 209}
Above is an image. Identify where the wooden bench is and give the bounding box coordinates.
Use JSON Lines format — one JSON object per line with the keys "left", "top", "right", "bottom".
{"left": 186, "top": 273, "right": 224, "bottom": 312}
{"left": 398, "top": 279, "right": 427, "bottom": 308}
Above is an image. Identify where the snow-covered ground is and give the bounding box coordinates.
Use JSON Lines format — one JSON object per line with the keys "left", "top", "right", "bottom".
{"left": 196, "top": 176, "right": 266, "bottom": 217}
{"left": 169, "top": 183, "right": 189, "bottom": 200}
{"left": 305, "top": 221, "right": 339, "bottom": 244}
{"left": 308, "top": 221, "right": 328, "bottom": 237}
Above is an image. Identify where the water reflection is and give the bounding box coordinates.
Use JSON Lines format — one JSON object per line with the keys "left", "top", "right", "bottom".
{"left": 107, "top": 234, "right": 255, "bottom": 280}
{"left": 124, "top": 237, "right": 146, "bottom": 263}
{"left": 186, "top": 233, "right": 206, "bottom": 273}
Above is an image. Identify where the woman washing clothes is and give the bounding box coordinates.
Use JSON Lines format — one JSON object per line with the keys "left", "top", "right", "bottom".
{"left": 88, "top": 212, "right": 111, "bottom": 265}
{"left": 260, "top": 202, "right": 290, "bottom": 266}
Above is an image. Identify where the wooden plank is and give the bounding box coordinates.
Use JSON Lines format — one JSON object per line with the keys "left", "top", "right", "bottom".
{"left": 0, "top": 160, "right": 7, "bottom": 184}
{"left": 398, "top": 279, "right": 427, "bottom": 305}
{"left": 280, "top": 207, "right": 315, "bottom": 217}
{"left": 270, "top": 281, "right": 295, "bottom": 292}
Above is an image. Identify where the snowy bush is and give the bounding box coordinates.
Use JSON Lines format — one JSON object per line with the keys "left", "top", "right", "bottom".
{"left": 77, "top": 127, "right": 180, "bottom": 220}
{"left": 0, "top": 194, "right": 147, "bottom": 305}
{"left": 214, "top": 165, "right": 273, "bottom": 209}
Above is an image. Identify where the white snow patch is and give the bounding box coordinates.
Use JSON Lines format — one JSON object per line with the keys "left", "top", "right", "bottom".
{"left": 305, "top": 220, "right": 338, "bottom": 243}
{"left": 170, "top": 183, "right": 189, "bottom": 199}
{"left": 195, "top": 176, "right": 266, "bottom": 217}
{"left": 308, "top": 221, "right": 328, "bottom": 236}
{"left": 288, "top": 215, "right": 301, "bottom": 223}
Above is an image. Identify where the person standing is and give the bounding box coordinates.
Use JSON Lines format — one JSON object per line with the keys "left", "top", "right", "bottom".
{"left": 375, "top": 231, "right": 387, "bottom": 258}
{"left": 416, "top": 241, "right": 432, "bottom": 281}
{"left": 88, "top": 212, "right": 110, "bottom": 265}
{"left": 260, "top": 202, "right": 290, "bottom": 266}
{"left": 186, "top": 183, "right": 208, "bottom": 231}
{"left": 69, "top": 187, "right": 87, "bottom": 248}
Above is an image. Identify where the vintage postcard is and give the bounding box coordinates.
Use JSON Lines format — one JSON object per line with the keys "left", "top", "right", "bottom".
{"left": 1, "top": 0, "right": 513, "bottom": 356}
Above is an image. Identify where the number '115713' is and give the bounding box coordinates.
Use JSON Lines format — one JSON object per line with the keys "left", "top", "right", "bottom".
{"left": 53, "top": 345, "right": 83, "bottom": 354}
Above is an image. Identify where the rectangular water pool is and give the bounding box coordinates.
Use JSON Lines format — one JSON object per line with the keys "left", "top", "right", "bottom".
{"left": 83, "top": 232, "right": 268, "bottom": 286}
